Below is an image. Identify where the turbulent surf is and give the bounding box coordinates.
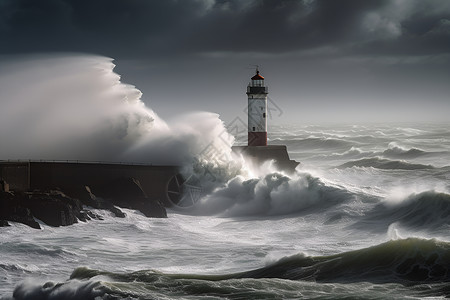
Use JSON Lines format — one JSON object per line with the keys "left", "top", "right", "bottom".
{"left": 1, "top": 56, "right": 450, "bottom": 299}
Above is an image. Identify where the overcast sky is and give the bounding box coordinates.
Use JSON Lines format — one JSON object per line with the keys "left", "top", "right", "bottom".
{"left": 1, "top": 0, "right": 449, "bottom": 123}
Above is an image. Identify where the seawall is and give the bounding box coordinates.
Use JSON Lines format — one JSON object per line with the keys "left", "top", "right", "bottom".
{"left": 0, "top": 161, "right": 180, "bottom": 207}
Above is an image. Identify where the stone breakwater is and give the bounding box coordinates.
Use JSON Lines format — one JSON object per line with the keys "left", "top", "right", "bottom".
{"left": 0, "top": 177, "right": 167, "bottom": 229}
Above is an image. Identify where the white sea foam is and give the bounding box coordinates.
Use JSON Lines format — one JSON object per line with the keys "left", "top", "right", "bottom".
{"left": 187, "top": 170, "right": 354, "bottom": 217}
{"left": 11, "top": 278, "right": 104, "bottom": 300}
{"left": 2, "top": 54, "right": 450, "bottom": 299}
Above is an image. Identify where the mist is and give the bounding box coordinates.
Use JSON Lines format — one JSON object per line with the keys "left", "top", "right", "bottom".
{"left": 0, "top": 54, "right": 234, "bottom": 166}
{"left": 0, "top": 54, "right": 346, "bottom": 218}
{"left": 2, "top": 54, "right": 443, "bottom": 219}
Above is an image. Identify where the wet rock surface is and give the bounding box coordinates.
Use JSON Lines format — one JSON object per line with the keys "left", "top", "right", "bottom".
{"left": 0, "top": 177, "right": 167, "bottom": 229}
{"left": 90, "top": 177, "right": 167, "bottom": 218}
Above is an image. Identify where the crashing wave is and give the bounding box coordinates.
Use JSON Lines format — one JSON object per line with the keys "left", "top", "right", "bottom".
{"left": 185, "top": 171, "right": 354, "bottom": 217}
{"left": 337, "top": 157, "right": 435, "bottom": 170}
{"left": 382, "top": 142, "right": 426, "bottom": 159}
{"left": 12, "top": 238, "right": 450, "bottom": 300}
{"left": 354, "top": 191, "right": 450, "bottom": 231}
{"left": 238, "top": 238, "right": 450, "bottom": 283}
{"left": 0, "top": 54, "right": 235, "bottom": 167}
{"left": 272, "top": 137, "right": 353, "bottom": 150}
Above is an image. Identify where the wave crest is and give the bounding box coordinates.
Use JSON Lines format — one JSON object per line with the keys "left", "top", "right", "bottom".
{"left": 187, "top": 172, "right": 353, "bottom": 217}
{"left": 338, "top": 157, "right": 434, "bottom": 170}
{"left": 272, "top": 137, "right": 352, "bottom": 150}
{"left": 355, "top": 191, "right": 450, "bottom": 231}
{"left": 239, "top": 238, "right": 450, "bottom": 284}
{"left": 13, "top": 238, "right": 450, "bottom": 300}
{"left": 382, "top": 142, "right": 426, "bottom": 159}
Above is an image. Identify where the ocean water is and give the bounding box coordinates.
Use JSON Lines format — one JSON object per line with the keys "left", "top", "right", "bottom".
{"left": 1, "top": 122, "right": 450, "bottom": 299}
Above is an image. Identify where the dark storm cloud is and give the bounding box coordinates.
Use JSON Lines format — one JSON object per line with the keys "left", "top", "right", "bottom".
{"left": 0, "top": 0, "right": 209, "bottom": 56}
{"left": 1, "top": 0, "right": 449, "bottom": 58}
{"left": 184, "top": 0, "right": 387, "bottom": 52}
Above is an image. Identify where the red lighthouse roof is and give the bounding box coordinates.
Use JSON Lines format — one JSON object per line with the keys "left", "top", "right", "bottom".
{"left": 251, "top": 70, "right": 264, "bottom": 80}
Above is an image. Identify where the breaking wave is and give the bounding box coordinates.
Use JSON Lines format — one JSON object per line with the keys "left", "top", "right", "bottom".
{"left": 11, "top": 238, "right": 450, "bottom": 300}
{"left": 314, "top": 146, "right": 373, "bottom": 160}
{"left": 382, "top": 142, "right": 426, "bottom": 159}
{"left": 305, "top": 142, "right": 440, "bottom": 163}
{"left": 354, "top": 191, "right": 450, "bottom": 231}
{"left": 0, "top": 263, "right": 38, "bottom": 274}
{"left": 187, "top": 171, "right": 354, "bottom": 217}
{"left": 11, "top": 279, "right": 104, "bottom": 300}
{"left": 239, "top": 238, "right": 450, "bottom": 283}
{"left": 337, "top": 157, "right": 435, "bottom": 170}
{"left": 272, "top": 137, "right": 353, "bottom": 150}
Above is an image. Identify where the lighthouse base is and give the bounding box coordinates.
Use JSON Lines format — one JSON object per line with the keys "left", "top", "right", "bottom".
{"left": 232, "top": 145, "right": 300, "bottom": 174}
{"left": 248, "top": 132, "right": 267, "bottom": 146}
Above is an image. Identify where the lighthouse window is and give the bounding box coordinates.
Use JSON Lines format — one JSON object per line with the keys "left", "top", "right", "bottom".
{"left": 263, "top": 113, "right": 266, "bottom": 118}
{"left": 253, "top": 127, "right": 255, "bottom": 131}
{"left": 252, "top": 80, "right": 263, "bottom": 87}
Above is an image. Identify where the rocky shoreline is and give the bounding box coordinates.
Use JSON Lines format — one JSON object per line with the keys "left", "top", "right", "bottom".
{"left": 0, "top": 177, "right": 167, "bottom": 229}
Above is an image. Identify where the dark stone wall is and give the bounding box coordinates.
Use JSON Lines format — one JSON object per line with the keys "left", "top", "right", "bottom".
{"left": 0, "top": 162, "right": 179, "bottom": 207}
{"left": 29, "top": 162, "right": 179, "bottom": 206}
{"left": 0, "top": 162, "right": 29, "bottom": 191}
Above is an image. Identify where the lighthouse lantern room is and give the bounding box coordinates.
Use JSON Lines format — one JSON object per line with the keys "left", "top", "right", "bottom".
{"left": 246, "top": 68, "right": 268, "bottom": 146}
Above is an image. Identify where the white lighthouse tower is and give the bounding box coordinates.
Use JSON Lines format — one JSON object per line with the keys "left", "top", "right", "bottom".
{"left": 246, "top": 68, "right": 268, "bottom": 146}
{"left": 232, "top": 68, "right": 299, "bottom": 173}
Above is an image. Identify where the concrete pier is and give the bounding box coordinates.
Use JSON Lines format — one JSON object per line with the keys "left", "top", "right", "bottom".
{"left": 232, "top": 145, "right": 299, "bottom": 173}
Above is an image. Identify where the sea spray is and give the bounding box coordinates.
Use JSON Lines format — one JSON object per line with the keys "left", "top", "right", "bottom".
{"left": 0, "top": 54, "right": 162, "bottom": 162}
{"left": 0, "top": 54, "right": 365, "bottom": 217}
{"left": 0, "top": 54, "right": 235, "bottom": 168}
{"left": 186, "top": 170, "right": 355, "bottom": 217}
{"left": 2, "top": 56, "right": 450, "bottom": 300}
{"left": 2, "top": 55, "right": 446, "bottom": 221}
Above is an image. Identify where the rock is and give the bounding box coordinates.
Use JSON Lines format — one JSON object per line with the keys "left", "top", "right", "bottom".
{"left": 65, "top": 186, "right": 101, "bottom": 208}
{"left": 105, "top": 204, "right": 126, "bottom": 218}
{"left": 91, "top": 177, "right": 167, "bottom": 218}
{"left": 8, "top": 206, "right": 41, "bottom": 229}
{"left": 0, "top": 220, "right": 10, "bottom": 227}
{"left": 78, "top": 210, "right": 90, "bottom": 222}
{"left": 24, "top": 191, "right": 81, "bottom": 227}
{"left": 0, "top": 188, "right": 127, "bottom": 229}
{"left": 0, "top": 191, "right": 41, "bottom": 229}
{"left": 131, "top": 198, "right": 167, "bottom": 218}
{"left": 65, "top": 186, "right": 126, "bottom": 218}
{"left": 85, "top": 210, "right": 104, "bottom": 221}
{"left": 0, "top": 176, "right": 166, "bottom": 229}
{"left": 85, "top": 210, "right": 103, "bottom": 220}
{"left": 0, "top": 179, "right": 9, "bottom": 192}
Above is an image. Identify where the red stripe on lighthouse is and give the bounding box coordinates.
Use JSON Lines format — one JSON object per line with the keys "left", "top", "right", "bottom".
{"left": 248, "top": 132, "right": 267, "bottom": 146}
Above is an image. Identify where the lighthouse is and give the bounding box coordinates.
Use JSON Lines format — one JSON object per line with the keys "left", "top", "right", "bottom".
{"left": 232, "top": 68, "right": 299, "bottom": 173}
{"left": 246, "top": 68, "right": 268, "bottom": 146}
